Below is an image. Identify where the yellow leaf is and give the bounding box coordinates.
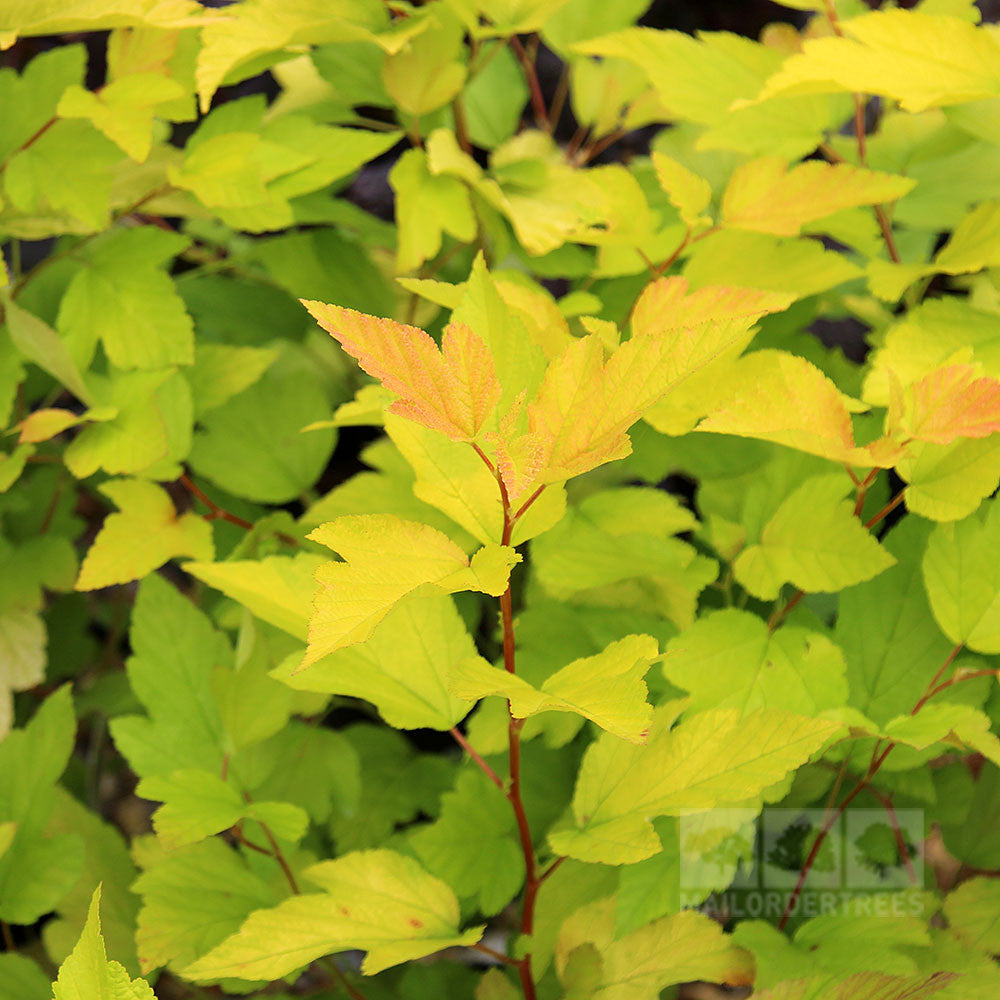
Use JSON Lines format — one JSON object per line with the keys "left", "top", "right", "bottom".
{"left": 0, "top": 0, "right": 208, "bottom": 50}
{"left": 449, "top": 634, "right": 658, "bottom": 744}
{"left": 556, "top": 901, "right": 754, "bottom": 999}
{"left": 18, "top": 408, "right": 81, "bottom": 443}
{"left": 651, "top": 151, "right": 713, "bottom": 228}
{"left": 76, "top": 479, "right": 214, "bottom": 591}
{"left": 302, "top": 300, "right": 501, "bottom": 442}
{"left": 183, "top": 850, "right": 483, "bottom": 980}
{"left": 747, "top": 9, "right": 1000, "bottom": 113}
{"left": 304, "top": 514, "right": 518, "bottom": 665}
{"left": 696, "top": 350, "right": 895, "bottom": 466}
{"left": 721, "top": 157, "right": 915, "bottom": 237}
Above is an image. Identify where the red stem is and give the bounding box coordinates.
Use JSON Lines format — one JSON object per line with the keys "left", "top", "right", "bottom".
{"left": 450, "top": 727, "right": 504, "bottom": 791}
{"left": 470, "top": 441, "right": 539, "bottom": 1000}
{"left": 509, "top": 35, "right": 548, "bottom": 130}
{"left": 180, "top": 472, "right": 255, "bottom": 531}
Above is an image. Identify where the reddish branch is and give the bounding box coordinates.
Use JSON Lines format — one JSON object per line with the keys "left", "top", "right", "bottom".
{"left": 465, "top": 443, "right": 570, "bottom": 1000}
{"left": 180, "top": 472, "right": 255, "bottom": 530}
{"left": 509, "top": 35, "right": 549, "bottom": 130}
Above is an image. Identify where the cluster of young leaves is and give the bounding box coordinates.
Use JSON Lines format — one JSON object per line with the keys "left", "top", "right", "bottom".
{"left": 5, "top": 0, "right": 1000, "bottom": 998}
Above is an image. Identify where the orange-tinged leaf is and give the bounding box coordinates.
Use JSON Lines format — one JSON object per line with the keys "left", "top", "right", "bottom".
{"left": 721, "top": 157, "right": 916, "bottom": 237}
{"left": 631, "top": 277, "right": 793, "bottom": 338}
{"left": 301, "top": 300, "right": 502, "bottom": 441}
{"left": 696, "top": 350, "right": 897, "bottom": 466}
{"left": 18, "top": 408, "right": 81, "bottom": 443}
{"left": 303, "top": 514, "right": 519, "bottom": 665}
{"left": 897, "top": 365, "right": 1000, "bottom": 445}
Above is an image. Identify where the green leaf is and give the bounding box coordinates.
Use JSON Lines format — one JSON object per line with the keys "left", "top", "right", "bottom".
{"left": 184, "top": 553, "right": 327, "bottom": 642}
{"left": 837, "top": 518, "right": 957, "bottom": 724}
{"left": 550, "top": 703, "right": 842, "bottom": 864}
{"left": 410, "top": 769, "right": 522, "bottom": 915}
{"left": 0, "top": 954, "right": 50, "bottom": 1000}
{"left": 0, "top": 687, "right": 84, "bottom": 925}
{"left": 133, "top": 838, "right": 281, "bottom": 975}
{"left": 0, "top": 608, "right": 45, "bottom": 740}
{"left": 183, "top": 850, "right": 484, "bottom": 980}
{"left": 530, "top": 488, "right": 715, "bottom": 630}
{"left": 137, "top": 769, "right": 307, "bottom": 850}
{"left": 555, "top": 899, "right": 754, "bottom": 998}
{"left": 57, "top": 72, "right": 185, "bottom": 161}
{"left": 750, "top": 973, "right": 961, "bottom": 1000}
{"left": 273, "top": 590, "right": 474, "bottom": 731}
{"left": 303, "top": 514, "right": 519, "bottom": 665}
{"left": 734, "top": 474, "right": 896, "bottom": 601}
{"left": 64, "top": 370, "right": 191, "bottom": 480}
{"left": 884, "top": 704, "right": 1000, "bottom": 766}
{"left": 450, "top": 634, "right": 657, "bottom": 744}
{"left": 943, "top": 877, "right": 1000, "bottom": 954}
{"left": 187, "top": 343, "right": 279, "bottom": 417}
{"left": 933, "top": 200, "right": 1000, "bottom": 275}
{"left": 923, "top": 500, "right": 1000, "bottom": 652}
{"left": 189, "top": 353, "right": 336, "bottom": 504}
{"left": 899, "top": 437, "right": 1000, "bottom": 523}
{"left": 5, "top": 120, "right": 120, "bottom": 231}
{"left": 109, "top": 575, "right": 226, "bottom": 779}
{"left": 382, "top": 6, "right": 466, "bottom": 115}
{"left": 57, "top": 227, "right": 194, "bottom": 370}
{"left": 390, "top": 148, "right": 476, "bottom": 273}
{"left": 330, "top": 725, "right": 452, "bottom": 852}
{"left": 663, "top": 609, "right": 848, "bottom": 716}
{"left": 41, "top": 788, "right": 141, "bottom": 978}
{"left": 462, "top": 43, "right": 528, "bottom": 148}
{"left": 3, "top": 298, "right": 91, "bottom": 404}
{"left": 76, "top": 479, "right": 213, "bottom": 591}
{"left": 51, "top": 886, "right": 157, "bottom": 1000}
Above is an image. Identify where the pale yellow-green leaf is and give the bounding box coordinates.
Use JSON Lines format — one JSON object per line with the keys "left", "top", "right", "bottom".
{"left": 652, "top": 151, "right": 713, "bottom": 228}
{"left": 194, "top": 0, "right": 404, "bottom": 112}
{"left": 184, "top": 553, "right": 326, "bottom": 641}
{"left": 934, "top": 200, "right": 1000, "bottom": 275}
{"left": 0, "top": 0, "right": 207, "bottom": 50}
{"left": 76, "top": 479, "right": 214, "bottom": 591}
{"left": 382, "top": 7, "right": 466, "bottom": 115}
{"left": 696, "top": 351, "right": 886, "bottom": 466}
{"left": 449, "top": 634, "right": 658, "bottom": 744}
{"left": 734, "top": 474, "right": 896, "bottom": 601}
{"left": 747, "top": 9, "right": 1000, "bottom": 113}
{"left": 922, "top": 501, "right": 1000, "bottom": 652}
{"left": 0, "top": 609, "right": 45, "bottom": 740}
{"left": 884, "top": 704, "right": 1000, "bottom": 766}
{"left": 549, "top": 703, "right": 842, "bottom": 864}
{"left": 304, "top": 515, "right": 518, "bottom": 665}
{"left": 683, "top": 229, "right": 862, "bottom": 299}
{"left": 272, "top": 591, "right": 474, "bottom": 731}
{"left": 943, "top": 878, "right": 1000, "bottom": 955}
{"left": 721, "top": 157, "right": 915, "bottom": 237}
{"left": 183, "top": 850, "right": 483, "bottom": 980}
{"left": 0, "top": 822, "right": 14, "bottom": 861}
{"left": 57, "top": 73, "right": 185, "bottom": 161}
{"left": 556, "top": 900, "right": 754, "bottom": 999}
{"left": 51, "top": 886, "right": 156, "bottom": 1000}
{"left": 898, "top": 437, "right": 1000, "bottom": 523}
